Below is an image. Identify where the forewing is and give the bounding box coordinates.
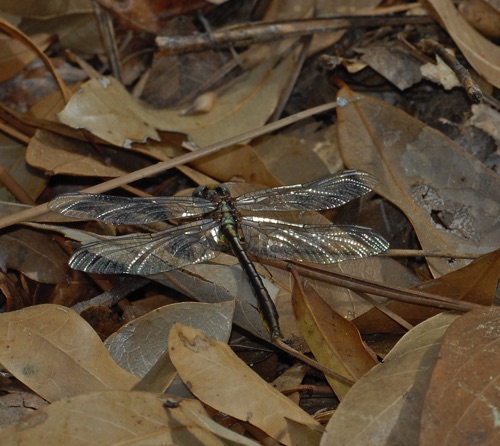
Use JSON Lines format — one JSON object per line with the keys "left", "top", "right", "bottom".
{"left": 241, "top": 216, "right": 389, "bottom": 263}
{"left": 49, "top": 193, "right": 215, "bottom": 224}
{"left": 235, "top": 170, "right": 378, "bottom": 211}
{"left": 69, "top": 219, "right": 222, "bottom": 275}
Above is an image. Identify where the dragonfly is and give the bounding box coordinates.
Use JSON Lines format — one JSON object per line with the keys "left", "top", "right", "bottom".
{"left": 48, "top": 170, "right": 389, "bottom": 340}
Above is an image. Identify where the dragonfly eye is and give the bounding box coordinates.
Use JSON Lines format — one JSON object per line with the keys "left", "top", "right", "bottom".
{"left": 192, "top": 186, "right": 208, "bottom": 198}
{"left": 215, "top": 185, "right": 230, "bottom": 196}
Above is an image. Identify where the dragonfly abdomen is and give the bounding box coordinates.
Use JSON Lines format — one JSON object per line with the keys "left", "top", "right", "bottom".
{"left": 220, "top": 216, "right": 282, "bottom": 340}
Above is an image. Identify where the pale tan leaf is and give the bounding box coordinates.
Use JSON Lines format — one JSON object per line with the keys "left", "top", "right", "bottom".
{"left": 337, "top": 88, "right": 500, "bottom": 276}
{"left": 168, "top": 323, "right": 322, "bottom": 446}
{"left": 321, "top": 313, "right": 459, "bottom": 446}
{"left": 293, "top": 280, "right": 378, "bottom": 400}
{"left": 423, "top": 0, "right": 500, "bottom": 88}
{"left": 57, "top": 54, "right": 295, "bottom": 148}
{"left": 0, "top": 305, "right": 138, "bottom": 401}
{"left": 0, "top": 390, "right": 224, "bottom": 445}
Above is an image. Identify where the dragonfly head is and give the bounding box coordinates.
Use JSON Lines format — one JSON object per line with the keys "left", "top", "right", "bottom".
{"left": 192, "top": 184, "right": 231, "bottom": 201}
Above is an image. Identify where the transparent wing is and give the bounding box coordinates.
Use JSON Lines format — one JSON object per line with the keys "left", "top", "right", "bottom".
{"left": 69, "top": 219, "right": 221, "bottom": 275}
{"left": 235, "top": 170, "right": 378, "bottom": 212}
{"left": 49, "top": 193, "right": 216, "bottom": 225}
{"left": 241, "top": 216, "right": 389, "bottom": 263}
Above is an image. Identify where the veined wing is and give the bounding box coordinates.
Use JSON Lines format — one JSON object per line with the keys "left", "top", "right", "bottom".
{"left": 235, "top": 170, "right": 378, "bottom": 212}
{"left": 241, "top": 216, "right": 389, "bottom": 263}
{"left": 49, "top": 193, "right": 216, "bottom": 225}
{"left": 69, "top": 219, "right": 221, "bottom": 275}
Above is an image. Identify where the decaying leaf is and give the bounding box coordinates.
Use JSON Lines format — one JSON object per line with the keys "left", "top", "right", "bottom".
{"left": 0, "top": 305, "right": 138, "bottom": 402}
{"left": 337, "top": 88, "right": 500, "bottom": 276}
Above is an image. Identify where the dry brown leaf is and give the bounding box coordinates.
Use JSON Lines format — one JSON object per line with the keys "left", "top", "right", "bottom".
{"left": 354, "top": 249, "right": 500, "bottom": 333}
{"left": 0, "top": 305, "right": 138, "bottom": 402}
{"left": 252, "top": 133, "right": 332, "bottom": 184}
{"left": 0, "top": 133, "right": 47, "bottom": 202}
{"left": 321, "top": 313, "right": 459, "bottom": 446}
{"left": 292, "top": 280, "right": 378, "bottom": 400}
{"left": 57, "top": 53, "right": 295, "bottom": 148}
{"left": 271, "top": 363, "right": 307, "bottom": 405}
{"left": 189, "top": 144, "right": 282, "bottom": 185}
{"left": 168, "top": 323, "right": 322, "bottom": 446}
{"left": 360, "top": 43, "right": 423, "bottom": 90}
{"left": 0, "top": 33, "right": 53, "bottom": 82}
{"left": 0, "top": 227, "right": 69, "bottom": 284}
{"left": 26, "top": 129, "right": 144, "bottom": 177}
{"left": 459, "top": 0, "right": 500, "bottom": 38}
{"left": 0, "top": 390, "right": 226, "bottom": 445}
{"left": 420, "top": 307, "right": 500, "bottom": 445}
{"left": 422, "top": 0, "right": 500, "bottom": 88}
{"left": 105, "top": 301, "right": 234, "bottom": 378}
{"left": 337, "top": 88, "right": 500, "bottom": 276}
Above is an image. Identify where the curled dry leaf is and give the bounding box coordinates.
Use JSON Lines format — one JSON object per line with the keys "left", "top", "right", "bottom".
{"left": 337, "top": 88, "right": 500, "bottom": 276}
{"left": 57, "top": 53, "right": 296, "bottom": 148}
{"left": 0, "top": 305, "right": 138, "bottom": 402}
{"left": 0, "top": 390, "right": 227, "bottom": 445}
{"left": 105, "top": 300, "right": 234, "bottom": 378}
{"left": 168, "top": 323, "right": 323, "bottom": 446}
{"left": 422, "top": 0, "right": 500, "bottom": 88}
{"left": 292, "top": 279, "right": 378, "bottom": 400}
{"left": 321, "top": 313, "right": 459, "bottom": 446}
{"left": 420, "top": 307, "right": 500, "bottom": 445}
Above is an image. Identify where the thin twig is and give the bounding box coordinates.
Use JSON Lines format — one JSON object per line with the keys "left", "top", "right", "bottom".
{"left": 0, "top": 165, "right": 35, "bottom": 205}
{"left": 417, "top": 38, "right": 482, "bottom": 103}
{"left": 386, "top": 248, "right": 486, "bottom": 259}
{"left": 156, "top": 16, "right": 433, "bottom": 55}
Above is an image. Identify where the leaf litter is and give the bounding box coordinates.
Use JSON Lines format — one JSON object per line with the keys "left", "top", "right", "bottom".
{"left": 0, "top": 1, "right": 499, "bottom": 444}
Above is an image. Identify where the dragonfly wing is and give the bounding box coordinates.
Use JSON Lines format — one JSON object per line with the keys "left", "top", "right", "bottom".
{"left": 49, "top": 193, "right": 216, "bottom": 224}
{"left": 69, "top": 219, "right": 222, "bottom": 275}
{"left": 235, "top": 170, "right": 378, "bottom": 211}
{"left": 241, "top": 216, "right": 389, "bottom": 263}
